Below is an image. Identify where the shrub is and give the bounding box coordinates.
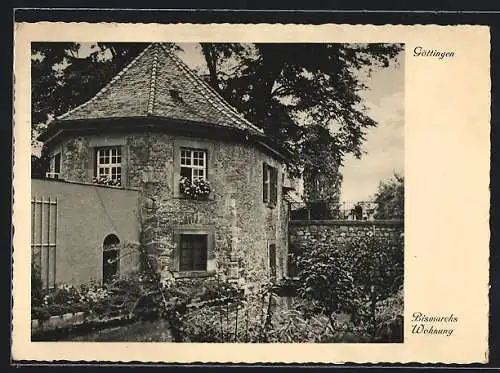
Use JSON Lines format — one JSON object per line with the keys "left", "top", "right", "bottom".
{"left": 42, "top": 284, "right": 82, "bottom": 310}
{"left": 292, "top": 230, "right": 404, "bottom": 337}
{"left": 177, "top": 283, "right": 385, "bottom": 343}
{"left": 31, "top": 275, "right": 144, "bottom": 320}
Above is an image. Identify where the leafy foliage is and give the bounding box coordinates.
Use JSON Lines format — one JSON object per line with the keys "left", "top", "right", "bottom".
{"left": 292, "top": 231, "right": 404, "bottom": 336}
{"left": 373, "top": 173, "right": 404, "bottom": 219}
{"left": 32, "top": 235, "right": 403, "bottom": 342}
{"left": 179, "top": 297, "right": 334, "bottom": 343}
{"left": 31, "top": 42, "right": 149, "bottom": 126}
{"left": 301, "top": 125, "right": 343, "bottom": 213}
{"left": 31, "top": 42, "right": 402, "bottom": 199}
{"left": 200, "top": 43, "right": 402, "bottom": 173}
{"left": 31, "top": 155, "right": 49, "bottom": 179}
{"left": 31, "top": 261, "right": 44, "bottom": 308}
{"left": 178, "top": 279, "right": 403, "bottom": 343}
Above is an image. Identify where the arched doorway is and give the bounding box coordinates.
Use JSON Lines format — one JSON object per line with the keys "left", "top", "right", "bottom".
{"left": 103, "top": 234, "right": 120, "bottom": 284}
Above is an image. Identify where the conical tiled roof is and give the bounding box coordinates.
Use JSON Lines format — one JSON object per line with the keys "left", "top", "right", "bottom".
{"left": 55, "top": 43, "right": 263, "bottom": 135}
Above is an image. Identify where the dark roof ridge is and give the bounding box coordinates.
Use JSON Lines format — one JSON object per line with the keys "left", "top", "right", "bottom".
{"left": 159, "top": 43, "right": 264, "bottom": 135}
{"left": 147, "top": 44, "right": 160, "bottom": 115}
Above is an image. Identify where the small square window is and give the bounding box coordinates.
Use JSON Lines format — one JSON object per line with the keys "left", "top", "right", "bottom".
{"left": 179, "top": 234, "right": 208, "bottom": 271}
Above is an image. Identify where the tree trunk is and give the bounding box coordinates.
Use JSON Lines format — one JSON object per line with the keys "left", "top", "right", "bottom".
{"left": 200, "top": 44, "right": 220, "bottom": 91}
{"left": 251, "top": 45, "right": 284, "bottom": 130}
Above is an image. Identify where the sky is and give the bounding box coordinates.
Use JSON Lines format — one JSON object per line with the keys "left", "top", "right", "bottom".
{"left": 341, "top": 52, "right": 404, "bottom": 202}
{"left": 176, "top": 43, "right": 405, "bottom": 203}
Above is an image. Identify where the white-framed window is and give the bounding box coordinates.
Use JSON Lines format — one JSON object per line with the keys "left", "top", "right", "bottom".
{"left": 180, "top": 148, "right": 207, "bottom": 181}
{"left": 96, "top": 147, "right": 122, "bottom": 183}
{"left": 263, "top": 163, "right": 278, "bottom": 206}
{"left": 46, "top": 153, "right": 61, "bottom": 179}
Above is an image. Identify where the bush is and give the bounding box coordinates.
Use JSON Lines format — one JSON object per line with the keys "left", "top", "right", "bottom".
{"left": 31, "top": 274, "right": 146, "bottom": 320}
{"left": 177, "top": 283, "right": 390, "bottom": 343}
{"left": 292, "top": 231, "right": 404, "bottom": 338}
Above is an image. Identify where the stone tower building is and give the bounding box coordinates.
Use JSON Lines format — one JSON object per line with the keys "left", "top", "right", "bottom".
{"left": 38, "top": 43, "right": 290, "bottom": 288}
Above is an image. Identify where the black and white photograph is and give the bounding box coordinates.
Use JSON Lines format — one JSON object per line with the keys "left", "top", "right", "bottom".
{"left": 29, "top": 40, "right": 405, "bottom": 343}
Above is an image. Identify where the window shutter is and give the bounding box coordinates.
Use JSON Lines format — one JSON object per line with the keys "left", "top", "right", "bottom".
{"left": 88, "top": 147, "right": 97, "bottom": 181}
{"left": 54, "top": 153, "right": 61, "bottom": 174}
{"left": 121, "top": 145, "right": 128, "bottom": 187}
{"left": 207, "top": 232, "right": 215, "bottom": 260}
{"left": 173, "top": 233, "right": 181, "bottom": 271}
{"left": 270, "top": 167, "right": 278, "bottom": 205}
{"left": 269, "top": 244, "right": 277, "bottom": 280}
{"left": 262, "top": 163, "right": 268, "bottom": 203}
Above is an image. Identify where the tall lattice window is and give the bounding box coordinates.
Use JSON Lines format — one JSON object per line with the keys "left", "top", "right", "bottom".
{"left": 96, "top": 147, "right": 122, "bottom": 184}
{"left": 180, "top": 148, "right": 207, "bottom": 181}
{"left": 263, "top": 163, "right": 278, "bottom": 206}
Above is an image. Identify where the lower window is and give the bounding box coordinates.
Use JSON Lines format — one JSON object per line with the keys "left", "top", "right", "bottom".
{"left": 179, "top": 234, "right": 208, "bottom": 271}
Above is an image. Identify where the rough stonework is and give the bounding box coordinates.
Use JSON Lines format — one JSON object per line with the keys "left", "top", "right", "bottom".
{"left": 38, "top": 43, "right": 290, "bottom": 289}
{"left": 289, "top": 220, "right": 404, "bottom": 251}
{"left": 51, "top": 132, "right": 289, "bottom": 287}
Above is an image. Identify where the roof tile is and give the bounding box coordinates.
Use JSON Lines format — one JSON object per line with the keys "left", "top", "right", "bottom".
{"left": 56, "top": 43, "right": 263, "bottom": 136}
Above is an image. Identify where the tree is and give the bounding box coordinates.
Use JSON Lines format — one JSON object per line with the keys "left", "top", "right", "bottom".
{"left": 31, "top": 42, "right": 402, "bottom": 186}
{"left": 31, "top": 42, "right": 166, "bottom": 178}
{"left": 301, "top": 124, "right": 343, "bottom": 217}
{"left": 373, "top": 173, "right": 404, "bottom": 220}
{"left": 199, "top": 43, "right": 402, "bottom": 169}
{"left": 199, "top": 43, "right": 246, "bottom": 92}
{"left": 32, "top": 42, "right": 148, "bottom": 127}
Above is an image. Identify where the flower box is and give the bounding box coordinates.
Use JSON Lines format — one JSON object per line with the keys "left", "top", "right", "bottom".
{"left": 92, "top": 176, "right": 121, "bottom": 187}
{"left": 179, "top": 177, "right": 211, "bottom": 199}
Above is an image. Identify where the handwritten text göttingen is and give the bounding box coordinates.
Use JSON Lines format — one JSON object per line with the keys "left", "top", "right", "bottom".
{"left": 413, "top": 46, "right": 455, "bottom": 59}
{"left": 411, "top": 312, "right": 458, "bottom": 337}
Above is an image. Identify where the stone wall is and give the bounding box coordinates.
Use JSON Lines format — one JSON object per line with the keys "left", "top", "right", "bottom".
{"left": 289, "top": 219, "right": 404, "bottom": 256}
{"left": 49, "top": 130, "right": 289, "bottom": 288}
